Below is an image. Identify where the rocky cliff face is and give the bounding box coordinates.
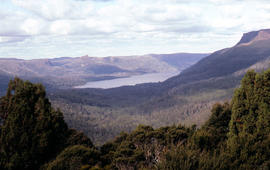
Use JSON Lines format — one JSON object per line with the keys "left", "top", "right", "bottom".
{"left": 237, "top": 29, "right": 270, "bottom": 46}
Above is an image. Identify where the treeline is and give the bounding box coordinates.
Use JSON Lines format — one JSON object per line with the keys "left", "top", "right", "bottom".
{"left": 1, "top": 69, "right": 270, "bottom": 169}
{"left": 48, "top": 64, "right": 238, "bottom": 145}
{"left": 50, "top": 82, "right": 232, "bottom": 145}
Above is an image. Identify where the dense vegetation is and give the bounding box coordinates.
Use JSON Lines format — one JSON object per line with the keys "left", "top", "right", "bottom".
{"left": 50, "top": 76, "right": 235, "bottom": 145}
{"left": 1, "top": 31, "right": 270, "bottom": 146}
{"left": 0, "top": 78, "right": 95, "bottom": 170}
{"left": 158, "top": 70, "right": 270, "bottom": 169}
{"left": 49, "top": 34, "right": 270, "bottom": 145}
{"left": 1, "top": 69, "right": 270, "bottom": 169}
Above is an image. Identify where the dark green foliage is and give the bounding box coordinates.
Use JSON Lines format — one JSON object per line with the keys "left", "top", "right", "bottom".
{"left": 94, "top": 69, "right": 270, "bottom": 169}
{"left": 227, "top": 70, "right": 270, "bottom": 169}
{"left": 0, "top": 78, "right": 96, "bottom": 170}
{"left": 192, "top": 102, "right": 231, "bottom": 151}
{"left": 157, "top": 146, "right": 200, "bottom": 170}
{"left": 66, "top": 129, "right": 94, "bottom": 148}
{"left": 0, "top": 78, "right": 68, "bottom": 169}
{"left": 43, "top": 145, "right": 100, "bottom": 170}
{"left": 1, "top": 68, "right": 270, "bottom": 170}
{"left": 157, "top": 102, "right": 232, "bottom": 170}
{"left": 98, "top": 125, "right": 194, "bottom": 169}
{"left": 158, "top": 70, "right": 270, "bottom": 169}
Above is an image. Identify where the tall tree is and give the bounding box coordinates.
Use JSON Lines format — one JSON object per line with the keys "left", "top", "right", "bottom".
{"left": 228, "top": 70, "right": 270, "bottom": 169}
{"left": 0, "top": 78, "right": 74, "bottom": 169}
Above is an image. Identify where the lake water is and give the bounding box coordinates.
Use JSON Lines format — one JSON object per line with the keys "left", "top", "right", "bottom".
{"left": 75, "top": 72, "right": 180, "bottom": 89}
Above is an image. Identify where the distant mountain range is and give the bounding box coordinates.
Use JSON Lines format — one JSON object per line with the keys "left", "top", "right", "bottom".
{"left": 47, "top": 28, "right": 270, "bottom": 144}
{"left": 1, "top": 29, "right": 270, "bottom": 144}
{"left": 0, "top": 53, "right": 207, "bottom": 94}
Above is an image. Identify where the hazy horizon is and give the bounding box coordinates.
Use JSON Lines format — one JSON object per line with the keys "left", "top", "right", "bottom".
{"left": 0, "top": 52, "right": 210, "bottom": 60}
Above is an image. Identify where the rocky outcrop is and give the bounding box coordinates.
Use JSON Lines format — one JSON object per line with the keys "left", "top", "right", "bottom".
{"left": 237, "top": 29, "right": 270, "bottom": 46}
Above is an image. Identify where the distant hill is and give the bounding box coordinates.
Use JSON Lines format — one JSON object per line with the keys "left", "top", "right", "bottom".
{"left": 0, "top": 53, "right": 207, "bottom": 93}
{"left": 48, "top": 29, "right": 270, "bottom": 144}
{"left": 2, "top": 29, "right": 270, "bottom": 145}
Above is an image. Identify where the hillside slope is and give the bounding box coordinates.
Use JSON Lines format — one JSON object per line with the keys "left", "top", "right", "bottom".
{"left": 166, "top": 29, "right": 270, "bottom": 87}
{"left": 49, "top": 29, "right": 270, "bottom": 144}
{"left": 1, "top": 70, "right": 270, "bottom": 169}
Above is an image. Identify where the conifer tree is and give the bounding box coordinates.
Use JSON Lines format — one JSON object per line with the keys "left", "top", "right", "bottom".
{"left": 228, "top": 70, "right": 270, "bottom": 169}
{"left": 0, "top": 78, "right": 71, "bottom": 169}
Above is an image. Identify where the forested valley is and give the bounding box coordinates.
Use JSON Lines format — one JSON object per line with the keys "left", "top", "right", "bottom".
{"left": 1, "top": 68, "right": 270, "bottom": 169}
{"left": 48, "top": 29, "right": 270, "bottom": 145}
{"left": 1, "top": 0, "right": 270, "bottom": 169}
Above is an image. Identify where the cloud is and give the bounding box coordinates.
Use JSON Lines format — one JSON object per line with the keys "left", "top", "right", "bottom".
{"left": 0, "top": 35, "right": 29, "bottom": 44}
{"left": 12, "top": 0, "right": 95, "bottom": 20}
{"left": 0, "top": 0, "right": 270, "bottom": 59}
{"left": 75, "top": 0, "right": 113, "bottom": 1}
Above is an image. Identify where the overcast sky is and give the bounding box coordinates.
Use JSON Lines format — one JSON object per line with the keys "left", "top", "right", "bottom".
{"left": 0, "top": 0, "right": 270, "bottom": 59}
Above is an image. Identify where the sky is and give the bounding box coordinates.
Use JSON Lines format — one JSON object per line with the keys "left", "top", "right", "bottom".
{"left": 0, "top": 0, "right": 270, "bottom": 59}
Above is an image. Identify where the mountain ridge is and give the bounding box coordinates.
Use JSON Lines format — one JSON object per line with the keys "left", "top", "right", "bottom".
{"left": 1, "top": 29, "right": 270, "bottom": 145}
{"left": 48, "top": 28, "right": 270, "bottom": 144}
{"left": 236, "top": 28, "right": 270, "bottom": 46}
{"left": 0, "top": 53, "right": 208, "bottom": 92}
{"left": 165, "top": 28, "right": 270, "bottom": 88}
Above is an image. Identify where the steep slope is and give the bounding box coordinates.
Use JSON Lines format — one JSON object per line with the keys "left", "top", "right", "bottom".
{"left": 48, "top": 29, "right": 270, "bottom": 144}
{"left": 166, "top": 29, "right": 270, "bottom": 87}
{"left": 236, "top": 28, "right": 270, "bottom": 45}
{"left": 152, "top": 28, "right": 270, "bottom": 126}
{"left": 150, "top": 53, "right": 208, "bottom": 71}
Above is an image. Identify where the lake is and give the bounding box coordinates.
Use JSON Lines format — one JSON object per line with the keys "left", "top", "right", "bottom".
{"left": 75, "top": 72, "right": 180, "bottom": 89}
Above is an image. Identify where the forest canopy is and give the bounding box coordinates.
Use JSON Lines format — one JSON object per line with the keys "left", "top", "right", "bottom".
{"left": 1, "top": 69, "right": 270, "bottom": 169}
